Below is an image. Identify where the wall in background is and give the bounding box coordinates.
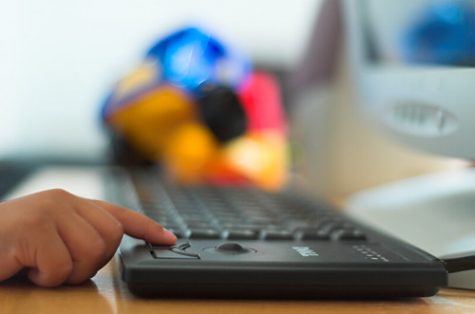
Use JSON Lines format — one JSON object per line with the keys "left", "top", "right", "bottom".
{"left": 0, "top": 0, "right": 320, "bottom": 160}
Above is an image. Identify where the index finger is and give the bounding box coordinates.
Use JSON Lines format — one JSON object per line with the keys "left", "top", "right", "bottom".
{"left": 89, "top": 200, "right": 177, "bottom": 245}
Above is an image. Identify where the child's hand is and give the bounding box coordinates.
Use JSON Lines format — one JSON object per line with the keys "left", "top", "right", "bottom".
{"left": 0, "top": 189, "right": 176, "bottom": 287}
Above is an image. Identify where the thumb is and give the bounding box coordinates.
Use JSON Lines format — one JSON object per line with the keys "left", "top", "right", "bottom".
{"left": 0, "top": 249, "right": 23, "bottom": 282}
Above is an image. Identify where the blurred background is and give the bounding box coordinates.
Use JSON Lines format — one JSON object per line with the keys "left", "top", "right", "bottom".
{"left": 0, "top": 0, "right": 469, "bottom": 200}
{"left": 0, "top": 0, "right": 318, "bottom": 161}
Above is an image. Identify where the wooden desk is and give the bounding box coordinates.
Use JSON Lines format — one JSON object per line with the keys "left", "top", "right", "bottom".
{"left": 2, "top": 258, "right": 475, "bottom": 314}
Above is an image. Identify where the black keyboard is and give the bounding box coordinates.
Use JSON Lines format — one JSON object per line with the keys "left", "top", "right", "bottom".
{"left": 130, "top": 171, "right": 367, "bottom": 242}
{"left": 110, "top": 168, "right": 447, "bottom": 298}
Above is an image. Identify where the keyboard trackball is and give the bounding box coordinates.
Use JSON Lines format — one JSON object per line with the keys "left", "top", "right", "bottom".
{"left": 207, "top": 242, "right": 256, "bottom": 255}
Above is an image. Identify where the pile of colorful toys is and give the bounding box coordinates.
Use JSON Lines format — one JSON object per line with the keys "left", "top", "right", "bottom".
{"left": 101, "top": 26, "right": 288, "bottom": 190}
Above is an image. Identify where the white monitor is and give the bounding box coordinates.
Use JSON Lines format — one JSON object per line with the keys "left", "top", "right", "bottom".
{"left": 344, "top": 0, "right": 475, "bottom": 160}
{"left": 344, "top": 0, "right": 475, "bottom": 290}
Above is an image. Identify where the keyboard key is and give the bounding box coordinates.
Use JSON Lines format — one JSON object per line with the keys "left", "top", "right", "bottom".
{"left": 220, "top": 220, "right": 249, "bottom": 227}
{"left": 332, "top": 229, "right": 367, "bottom": 241}
{"left": 188, "top": 228, "right": 222, "bottom": 239}
{"left": 224, "top": 229, "right": 259, "bottom": 240}
{"left": 184, "top": 221, "right": 213, "bottom": 229}
{"left": 167, "top": 228, "right": 185, "bottom": 239}
{"left": 316, "top": 221, "right": 341, "bottom": 234}
{"left": 261, "top": 230, "right": 294, "bottom": 240}
{"left": 223, "top": 224, "right": 262, "bottom": 231}
{"left": 161, "top": 222, "right": 181, "bottom": 229}
{"left": 297, "top": 228, "right": 331, "bottom": 240}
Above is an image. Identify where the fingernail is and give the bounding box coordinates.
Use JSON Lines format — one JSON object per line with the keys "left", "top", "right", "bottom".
{"left": 162, "top": 228, "right": 177, "bottom": 241}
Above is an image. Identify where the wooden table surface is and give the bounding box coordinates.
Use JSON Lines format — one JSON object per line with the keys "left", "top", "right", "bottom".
{"left": 2, "top": 258, "right": 475, "bottom": 314}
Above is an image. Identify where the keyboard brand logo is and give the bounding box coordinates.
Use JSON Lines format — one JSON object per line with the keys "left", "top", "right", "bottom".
{"left": 292, "top": 246, "right": 319, "bottom": 257}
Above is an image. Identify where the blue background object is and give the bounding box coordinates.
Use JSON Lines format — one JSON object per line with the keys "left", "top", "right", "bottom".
{"left": 401, "top": 1, "right": 475, "bottom": 66}
{"left": 146, "top": 26, "right": 251, "bottom": 92}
